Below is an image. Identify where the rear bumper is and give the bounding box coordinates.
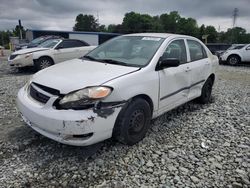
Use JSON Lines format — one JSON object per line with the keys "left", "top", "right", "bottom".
{"left": 17, "top": 86, "right": 122, "bottom": 146}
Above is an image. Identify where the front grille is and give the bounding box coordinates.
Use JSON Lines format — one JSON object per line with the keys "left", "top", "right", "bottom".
{"left": 32, "top": 82, "right": 60, "bottom": 96}
{"left": 9, "top": 54, "right": 18, "bottom": 60}
{"left": 29, "top": 84, "right": 50, "bottom": 103}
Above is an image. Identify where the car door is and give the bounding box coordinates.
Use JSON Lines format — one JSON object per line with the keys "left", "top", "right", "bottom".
{"left": 158, "top": 39, "right": 190, "bottom": 114}
{"left": 53, "top": 40, "right": 81, "bottom": 63}
{"left": 186, "top": 39, "right": 210, "bottom": 100}
{"left": 242, "top": 44, "right": 250, "bottom": 61}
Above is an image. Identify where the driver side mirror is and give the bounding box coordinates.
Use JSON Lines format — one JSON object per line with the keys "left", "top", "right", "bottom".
{"left": 156, "top": 58, "right": 180, "bottom": 70}
{"left": 55, "top": 45, "right": 63, "bottom": 50}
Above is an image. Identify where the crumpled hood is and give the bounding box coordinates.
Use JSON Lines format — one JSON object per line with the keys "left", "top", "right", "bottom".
{"left": 12, "top": 47, "right": 49, "bottom": 55}
{"left": 32, "top": 59, "right": 140, "bottom": 94}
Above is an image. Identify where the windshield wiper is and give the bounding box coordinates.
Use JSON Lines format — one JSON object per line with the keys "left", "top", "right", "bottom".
{"left": 83, "top": 55, "right": 97, "bottom": 61}
{"left": 98, "top": 59, "right": 131, "bottom": 66}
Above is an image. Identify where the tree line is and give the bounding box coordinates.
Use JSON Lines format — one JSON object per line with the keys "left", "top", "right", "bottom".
{"left": 1, "top": 11, "right": 250, "bottom": 48}
{"left": 73, "top": 11, "right": 250, "bottom": 44}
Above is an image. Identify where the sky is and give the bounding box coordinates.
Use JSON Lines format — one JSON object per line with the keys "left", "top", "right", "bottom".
{"left": 0, "top": 0, "right": 250, "bottom": 32}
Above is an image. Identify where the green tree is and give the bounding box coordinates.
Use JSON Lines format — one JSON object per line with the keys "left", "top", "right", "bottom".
{"left": 0, "top": 30, "right": 13, "bottom": 48}
{"left": 204, "top": 26, "right": 218, "bottom": 43}
{"left": 160, "top": 11, "right": 180, "bottom": 33}
{"left": 151, "top": 16, "right": 163, "bottom": 32}
{"left": 219, "top": 27, "right": 250, "bottom": 43}
{"left": 107, "top": 24, "right": 124, "bottom": 33}
{"left": 13, "top": 25, "right": 25, "bottom": 39}
{"left": 177, "top": 17, "right": 199, "bottom": 37}
{"left": 73, "top": 14, "right": 99, "bottom": 31}
{"left": 98, "top": 25, "right": 107, "bottom": 32}
{"left": 122, "top": 12, "right": 154, "bottom": 33}
{"left": 199, "top": 24, "right": 206, "bottom": 40}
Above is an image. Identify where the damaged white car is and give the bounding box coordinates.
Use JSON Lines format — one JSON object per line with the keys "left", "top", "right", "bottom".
{"left": 17, "top": 33, "right": 218, "bottom": 146}
{"left": 9, "top": 39, "right": 95, "bottom": 70}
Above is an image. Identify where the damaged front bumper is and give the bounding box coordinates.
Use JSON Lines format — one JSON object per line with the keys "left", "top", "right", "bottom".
{"left": 8, "top": 55, "right": 33, "bottom": 68}
{"left": 17, "top": 86, "right": 123, "bottom": 146}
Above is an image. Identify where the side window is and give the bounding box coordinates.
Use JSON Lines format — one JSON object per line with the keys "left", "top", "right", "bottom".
{"left": 162, "top": 39, "right": 187, "bottom": 64}
{"left": 59, "top": 40, "right": 85, "bottom": 49}
{"left": 74, "top": 40, "right": 90, "bottom": 47}
{"left": 187, "top": 40, "right": 207, "bottom": 61}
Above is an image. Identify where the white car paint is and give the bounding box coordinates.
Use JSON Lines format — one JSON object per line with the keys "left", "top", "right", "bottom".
{"left": 17, "top": 33, "right": 218, "bottom": 146}
{"left": 220, "top": 44, "right": 250, "bottom": 63}
{"left": 8, "top": 39, "right": 96, "bottom": 68}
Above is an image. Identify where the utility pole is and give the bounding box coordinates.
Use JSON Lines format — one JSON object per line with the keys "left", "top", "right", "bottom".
{"left": 232, "top": 8, "right": 238, "bottom": 28}
{"left": 97, "top": 11, "right": 99, "bottom": 25}
{"left": 231, "top": 8, "right": 239, "bottom": 43}
{"left": 18, "top": 19, "right": 23, "bottom": 40}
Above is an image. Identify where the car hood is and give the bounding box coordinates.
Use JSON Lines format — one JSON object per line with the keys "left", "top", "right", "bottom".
{"left": 32, "top": 59, "right": 140, "bottom": 94}
{"left": 12, "top": 47, "right": 49, "bottom": 55}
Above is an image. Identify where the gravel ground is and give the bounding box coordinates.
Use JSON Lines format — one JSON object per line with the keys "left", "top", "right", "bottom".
{"left": 0, "top": 54, "right": 249, "bottom": 188}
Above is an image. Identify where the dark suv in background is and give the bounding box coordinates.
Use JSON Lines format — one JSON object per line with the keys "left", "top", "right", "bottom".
{"left": 206, "top": 43, "right": 231, "bottom": 57}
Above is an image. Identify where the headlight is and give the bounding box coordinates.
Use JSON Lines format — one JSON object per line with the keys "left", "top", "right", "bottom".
{"left": 58, "top": 86, "right": 112, "bottom": 109}
{"left": 24, "top": 52, "right": 32, "bottom": 58}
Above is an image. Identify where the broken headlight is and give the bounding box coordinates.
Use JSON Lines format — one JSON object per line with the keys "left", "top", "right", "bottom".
{"left": 57, "top": 86, "right": 112, "bottom": 110}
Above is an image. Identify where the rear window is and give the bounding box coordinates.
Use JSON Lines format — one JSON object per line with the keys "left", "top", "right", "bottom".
{"left": 187, "top": 40, "right": 207, "bottom": 61}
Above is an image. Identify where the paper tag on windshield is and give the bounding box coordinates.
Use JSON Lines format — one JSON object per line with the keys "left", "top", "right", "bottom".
{"left": 142, "top": 37, "right": 161, "bottom": 41}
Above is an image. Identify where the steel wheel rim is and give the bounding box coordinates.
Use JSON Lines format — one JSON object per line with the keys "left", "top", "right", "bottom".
{"left": 229, "top": 57, "right": 238, "bottom": 65}
{"left": 128, "top": 109, "right": 145, "bottom": 135}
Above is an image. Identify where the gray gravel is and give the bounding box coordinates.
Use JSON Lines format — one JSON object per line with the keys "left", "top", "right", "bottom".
{"left": 0, "top": 55, "right": 249, "bottom": 188}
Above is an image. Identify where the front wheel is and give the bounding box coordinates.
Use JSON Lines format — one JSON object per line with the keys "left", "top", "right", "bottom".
{"left": 197, "top": 78, "right": 213, "bottom": 104}
{"left": 227, "top": 55, "right": 240, "bottom": 66}
{"left": 113, "top": 98, "right": 152, "bottom": 145}
{"left": 34, "top": 57, "right": 53, "bottom": 71}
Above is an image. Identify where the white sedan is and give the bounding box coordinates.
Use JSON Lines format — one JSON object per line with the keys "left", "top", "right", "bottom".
{"left": 8, "top": 39, "right": 96, "bottom": 70}
{"left": 220, "top": 44, "right": 250, "bottom": 65}
{"left": 17, "top": 33, "right": 218, "bottom": 146}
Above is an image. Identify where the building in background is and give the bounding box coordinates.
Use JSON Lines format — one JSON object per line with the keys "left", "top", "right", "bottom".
{"left": 26, "top": 29, "right": 120, "bottom": 45}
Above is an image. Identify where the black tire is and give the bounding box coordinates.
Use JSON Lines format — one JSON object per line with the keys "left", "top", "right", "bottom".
{"left": 197, "top": 78, "right": 213, "bottom": 104}
{"left": 113, "top": 98, "right": 152, "bottom": 145}
{"left": 227, "top": 55, "right": 240, "bottom": 66}
{"left": 34, "top": 57, "right": 53, "bottom": 71}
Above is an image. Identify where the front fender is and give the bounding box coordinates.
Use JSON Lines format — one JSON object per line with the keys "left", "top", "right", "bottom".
{"left": 32, "top": 50, "right": 54, "bottom": 62}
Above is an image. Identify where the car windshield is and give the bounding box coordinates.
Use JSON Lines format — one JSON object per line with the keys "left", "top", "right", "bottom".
{"left": 38, "top": 39, "right": 61, "bottom": 48}
{"left": 228, "top": 45, "right": 245, "bottom": 50}
{"left": 84, "top": 36, "right": 165, "bottom": 67}
{"left": 30, "top": 37, "right": 46, "bottom": 44}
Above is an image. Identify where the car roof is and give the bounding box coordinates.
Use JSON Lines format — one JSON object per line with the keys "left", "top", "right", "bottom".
{"left": 124, "top": 33, "right": 192, "bottom": 39}
{"left": 61, "top": 39, "right": 83, "bottom": 42}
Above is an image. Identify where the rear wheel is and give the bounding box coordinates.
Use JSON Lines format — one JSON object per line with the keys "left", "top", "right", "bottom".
{"left": 197, "top": 78, "right": 213, "bottom": 104}
{"left": 35, "top": 57, "right": 53, "bottom": 71}
{"left": 113, "top": 98, "right": 152, "bottom": 145}
{"left": 227, "top": 55, "right": 240, "bottom": 66}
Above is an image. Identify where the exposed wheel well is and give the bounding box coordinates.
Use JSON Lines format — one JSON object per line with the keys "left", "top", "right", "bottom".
{"left": 208, "top": 73, "right": 215, "bottom": 85}
{"left": 132, "top": 94, "right": 154, "bottom": 115}
{"left": 227, "top": 54, "right": 241, "bottom": 62}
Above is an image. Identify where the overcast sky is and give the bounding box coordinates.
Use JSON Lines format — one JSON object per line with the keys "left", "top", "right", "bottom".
{"left": 0, "top": 0, "right": 250, "bottom": 32}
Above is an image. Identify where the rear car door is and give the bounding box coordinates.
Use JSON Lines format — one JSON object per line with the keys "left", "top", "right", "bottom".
{"left": 186, "top": 39, "right": 210, "bottom": 100}
{"left": 158, "top": 39, "right": 190, "bottom": 114}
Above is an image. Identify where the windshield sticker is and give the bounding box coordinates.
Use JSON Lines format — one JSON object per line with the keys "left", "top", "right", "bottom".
{"left": 142, "top": 37, "right": 161, "bottom": 41}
